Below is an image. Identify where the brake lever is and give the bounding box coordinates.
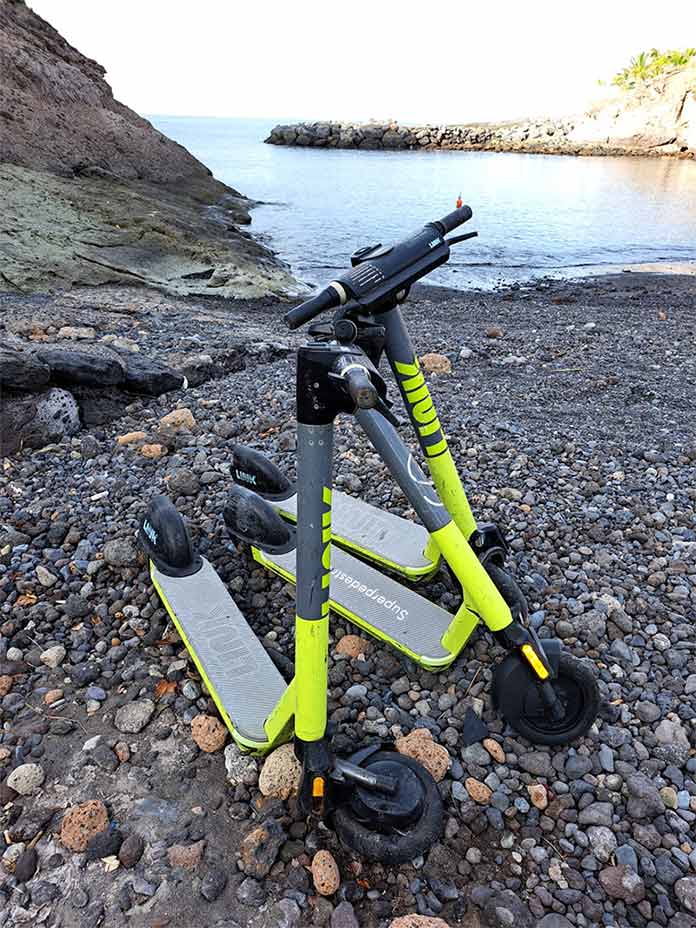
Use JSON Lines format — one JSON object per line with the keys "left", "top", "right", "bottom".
{"left": 445, "top": 231, "right": 478, "bottom": 246}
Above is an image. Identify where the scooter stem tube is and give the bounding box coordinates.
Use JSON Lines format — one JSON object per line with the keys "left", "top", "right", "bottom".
{"left": 381, "top": 307, "right": 477, "bottom": 539}
{"left": 294, "top": 421, "right": 332, "bottom": 742}
{"left": 356, "top": 408, "right": 511, "bottom": 632}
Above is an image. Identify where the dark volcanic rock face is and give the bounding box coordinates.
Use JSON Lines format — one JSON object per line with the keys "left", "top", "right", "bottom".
{"left": 0, "top": 0, "right": 221, "bottom": 188}
{"left": 0, "top": 1, "right": 296, "bottom": 297}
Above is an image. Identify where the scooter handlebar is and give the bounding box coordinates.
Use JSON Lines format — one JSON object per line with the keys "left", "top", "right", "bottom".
{"left": 283, "top": 205, "right": 474, "bottom": 329}
{"left": 284, "top": 285, "right": 342, "bottom": 330}
{"left": 431, "top": 204, "right": 473, "bottom": 235}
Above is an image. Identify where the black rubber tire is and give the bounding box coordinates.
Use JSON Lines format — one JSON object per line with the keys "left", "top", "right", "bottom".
{"left": 485, "top": 562, "right": 529, "bottom": 624}
{"left": 504, "top": 651, "right": 599, "bottom": 746}
{"left": 333, "top": 752, "right": 444, "bottom": 863}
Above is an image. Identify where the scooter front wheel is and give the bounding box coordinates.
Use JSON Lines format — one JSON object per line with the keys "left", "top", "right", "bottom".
{"left": 333, "top": 752, "right": 444, "bottom": 863}
{"left": 495, "top": 651, "right": 599, "bottom": 746}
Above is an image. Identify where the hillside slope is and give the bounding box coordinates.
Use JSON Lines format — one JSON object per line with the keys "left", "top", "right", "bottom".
{"left": 0, "top": 0, "right": 295, "bottom": 296}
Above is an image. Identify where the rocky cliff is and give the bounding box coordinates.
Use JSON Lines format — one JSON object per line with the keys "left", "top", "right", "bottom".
{"left": 0, "top": 0, "right": 295, "bottom": 296}
{"left": 266, "top": 62, "right": 696, "bottom": 158}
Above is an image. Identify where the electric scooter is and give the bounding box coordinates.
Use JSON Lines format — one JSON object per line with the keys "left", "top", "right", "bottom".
{"left": 139, "top": 492, "right": 443, "bottom": 862}
{"left": 226, "top": 205, "right": 600, "bottom": 746}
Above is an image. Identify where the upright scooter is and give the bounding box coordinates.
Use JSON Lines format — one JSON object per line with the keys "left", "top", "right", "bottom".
{"left": 226, "top": 205, "right": 599, "bottom": 746}
{"left": 139, "top": 490, "right": 443, "bottom": 861}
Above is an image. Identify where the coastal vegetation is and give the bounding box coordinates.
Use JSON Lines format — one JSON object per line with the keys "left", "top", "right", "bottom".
{"left": 611, "top": 47, "right": 696, "bottom": 88}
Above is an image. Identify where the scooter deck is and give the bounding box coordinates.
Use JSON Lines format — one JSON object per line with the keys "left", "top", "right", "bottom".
{"left": 253, "top": 545, "right": 455, "bottom": 667}
{"left": 277, "top": 491, "right": 439, "bottom": 579}
{"left": 151, "top": 558, "right": 286, "bottom": 744}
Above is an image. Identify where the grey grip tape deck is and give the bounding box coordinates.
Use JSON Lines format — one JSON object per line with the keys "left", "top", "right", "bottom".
{"left": 254, "top": 545, "right": 452, "bottom": 664}
{"left": 277, "top": 491, "right": 438, "bottom": 577}
{"left": 152, "top": 558, "right": 286, "bottom": 744}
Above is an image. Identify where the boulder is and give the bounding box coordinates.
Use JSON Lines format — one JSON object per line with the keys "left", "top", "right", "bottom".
{"left": 239, "top": 818, "right": 285, "bottom": 878}
{"left": 159, "top": 407, "right": 196, "bottom": 431}
{"left": 36, "top": 347, "right": 125, "bottom": 386}
{"left": 60, "top": 800, "right": 109, "bottom": 852}
{"left": 395, "top": 729, "right": 451, "bottom": 782}
{"left": 420, "top": 352, "right": 452, "bottom": 374}
{"left": 167, "top": 839, "right": 206, "bottom": 870}
{"left": 70, "top": 386, "right": 133, "bottom": 426}
{"left": 311, "top": 849, "right": 340, "bottom": 896}
{"left": 599, "top": 865, "right": 645, "bottom": 903}
{"left": 190, "top": 714, "right": 227, "bottom": 753}
{"left": 675, "top": 876, "right": 696, "bottom": 913}
{"left": 0, "top": 387, "right": 80, "bottom": 455}
{"left": 0, "top": 344, "right": 50, "bottom": 390}
{"left": 123, "top": 355, "right": 185, "bottom": 395}
{"left": 259, "top": 742, "right": 302, "bottom": 798}
{"left": 389, "top": 919, "right": 450, "bottom": 928}
{"left": 382, "top": 130, "right": 408, "bottom": 149}
{"left": 7, "top": 763, "right": 45, "bottom": 796}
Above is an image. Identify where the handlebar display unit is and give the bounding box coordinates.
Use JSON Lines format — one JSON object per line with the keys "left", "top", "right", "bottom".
{"left": 284, "top": 206, "right": 474, "bottom": 330}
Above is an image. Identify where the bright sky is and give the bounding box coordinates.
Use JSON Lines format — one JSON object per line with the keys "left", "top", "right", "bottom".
{"left": 29, "top": 0, "right": 696, "bottom": 123}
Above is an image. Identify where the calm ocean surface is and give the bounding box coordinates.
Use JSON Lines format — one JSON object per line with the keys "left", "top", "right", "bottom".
{"left": 152, "top": 116, "right": 696, "bottom": 290}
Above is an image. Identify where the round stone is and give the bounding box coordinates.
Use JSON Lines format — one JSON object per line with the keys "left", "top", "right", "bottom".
{"left": 7, "top": 763, "right": 45, "bottom": 796}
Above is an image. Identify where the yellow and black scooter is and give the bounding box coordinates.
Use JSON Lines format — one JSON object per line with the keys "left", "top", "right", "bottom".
{"left": 227, "top": 205, "right": 600, "bottom": 746}
{"left": 139, "top": 427, "right": 444, "bottom": 862}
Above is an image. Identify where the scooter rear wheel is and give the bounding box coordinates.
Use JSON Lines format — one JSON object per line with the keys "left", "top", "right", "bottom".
{"left": 333, "top": 751, "right": 444, "bottom": 863}
{"left": 498, "top": 651, "right": 599, "bottom": 745}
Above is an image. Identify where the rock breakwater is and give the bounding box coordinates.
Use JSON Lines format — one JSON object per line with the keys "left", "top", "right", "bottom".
{"left": 266, "top": 63, "right": 696, "bottom": 159}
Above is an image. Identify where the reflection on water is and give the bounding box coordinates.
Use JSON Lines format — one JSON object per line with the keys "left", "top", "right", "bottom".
{"left": 152, "top": 116, "right": 696, "bottom": 289}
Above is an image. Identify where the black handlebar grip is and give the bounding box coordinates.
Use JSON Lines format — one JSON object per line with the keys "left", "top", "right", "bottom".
{"left": 284, "top": 285, "right": 342, "bottom": 330}
{"left": 432, "top": 205, "right": 473, "bottom": 235}
{"left": 343, "top": 365, "right": 378, "bottom": 409}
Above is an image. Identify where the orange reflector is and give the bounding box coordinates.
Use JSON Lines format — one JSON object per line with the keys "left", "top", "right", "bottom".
{"left": 521, "top": 644, "right": 549, "bottom": 679}
{"left": 312, "top": 777, "right": 325, "bottom": 798}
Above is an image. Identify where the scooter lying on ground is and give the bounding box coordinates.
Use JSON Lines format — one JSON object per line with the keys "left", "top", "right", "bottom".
{"left": 227, "top": 204, "right": 599, "bottom": 746}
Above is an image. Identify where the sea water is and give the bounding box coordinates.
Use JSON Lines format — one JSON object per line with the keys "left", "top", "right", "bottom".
{"left": 152, "top": 116, "right": 696, "bottom": 290}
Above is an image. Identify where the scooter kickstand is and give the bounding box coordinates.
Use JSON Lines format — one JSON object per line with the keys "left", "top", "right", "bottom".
{"left": 332, "top": 757, "right": 398, "bottom": 795}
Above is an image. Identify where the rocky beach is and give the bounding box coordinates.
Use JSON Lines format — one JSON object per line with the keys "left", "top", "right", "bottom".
{"left": 2, "top": 1, "right": 696, "bottom": 925}
{"left": 1, "top": 271, "right": 696, "bottom": 927}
